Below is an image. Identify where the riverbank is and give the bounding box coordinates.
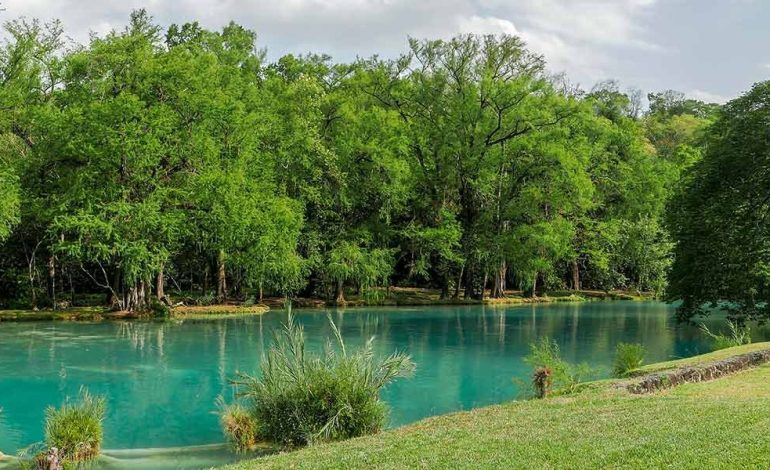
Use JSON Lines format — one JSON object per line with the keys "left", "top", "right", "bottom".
{"left": 0, "top": 288, "right": 653, "bottom": 322}
{"left": 225, "top": 342, "right": 770, "bottom": 469}
{"left": 0, "top": 304, "right": 270, "bottom": 322}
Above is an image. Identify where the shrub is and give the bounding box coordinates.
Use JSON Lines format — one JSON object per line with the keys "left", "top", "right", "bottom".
{"left": 524, "top": 338, "right": 591, "bottom": 396}
{"left": 233, "top": 313, "right": 415, "bottom": 447}
{"left": 699, "top": 320, "right": 751, "bottom": 350}
{"left": 196, "top": 293, "right": 216, "bottom": 306}
{"left": 43, "top": 389, "right": 106, "bottom": 465}
{"left": 613, "top": 343, "right": 646, "bottom": 377}
{"left": 218, "top": 400, "right": 258, "bottom": 452}
{"left": 150, "top": 299, "right": 170, "bottom": 317}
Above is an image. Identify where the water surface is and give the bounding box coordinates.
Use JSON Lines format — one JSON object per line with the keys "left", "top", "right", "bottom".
{"left": 0, "top": 301, "right": 763, "bottom": 457}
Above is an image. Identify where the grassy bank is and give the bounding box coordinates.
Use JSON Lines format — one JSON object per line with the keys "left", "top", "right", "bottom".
{"left": 0, "top": 304, "right": 269, "bottom": 322}
{"left": 226, "top": 342, "right": 770, "bottom": 469}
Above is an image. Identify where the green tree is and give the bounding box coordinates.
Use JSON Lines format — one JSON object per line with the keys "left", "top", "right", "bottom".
{"left": 668, "top": 81, "right": 770, "bottom": 322}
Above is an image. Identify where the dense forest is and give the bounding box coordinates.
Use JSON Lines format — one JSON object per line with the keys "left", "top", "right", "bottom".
{"left": 0, "top": 11, "right": 720, "bottom": 311}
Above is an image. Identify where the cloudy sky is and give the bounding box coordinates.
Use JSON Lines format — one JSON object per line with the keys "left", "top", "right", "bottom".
{"left": 3, "top": 0, "right": 768, "bottom": 103}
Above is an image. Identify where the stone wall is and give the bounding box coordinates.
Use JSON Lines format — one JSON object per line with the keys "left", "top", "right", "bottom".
{"left": 628, "top": 349, "right": 770, "bottom": 394}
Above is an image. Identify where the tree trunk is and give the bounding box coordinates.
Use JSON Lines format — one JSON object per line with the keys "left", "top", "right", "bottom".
{"left": 491, "top": 261, "right": 507, "bottom": 298}
{"left": 440, "top": 276, "right": 450, "bottom": 300}
{"left": 259, "top": 281, "right": 263, "bottom": 302}
{"left": 47, "top": 254, "right": 56, "bottom": 308}
{"left": 531, "top": 273, "right": 538, "bottom": 298}
{"left": 109, "top": 270, "right": 122, "bottom": 309}
{"left": 217, "top": 250, "right": 227, "bottom": 302}
{"left": 156, "top": 267, "right": 166, "bottom": 303}
{"left": 335, "top": 279, "right": 345, "bottom": 304}
{"left": 463, "top": 263, "right": 484, "bottom": 300}
{"left": 572, "top": 260, "right": 580, "bottom": 291}
{"left": 453, "top": 266, "right": 464, "bottom": 299}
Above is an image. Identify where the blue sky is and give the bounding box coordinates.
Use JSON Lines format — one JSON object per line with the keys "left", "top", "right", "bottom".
{"left": 4, "top": 0, "right": 768, "bottom": 103}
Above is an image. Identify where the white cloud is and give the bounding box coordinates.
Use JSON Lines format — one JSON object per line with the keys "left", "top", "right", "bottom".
{"left": 457, "top": 15, "right": 519, "bottom": 36}
{"left": 2, "top": 0, "right": 662, "bottom": 91}
{"left": 688, "top": 89, "right": 730, "bottom": 104}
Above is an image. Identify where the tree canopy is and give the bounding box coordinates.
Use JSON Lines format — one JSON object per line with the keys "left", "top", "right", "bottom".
{"left": 0, "top": 10, "right": 720, "bottom": 311}
{"left": 668, "top": 81, "right": 770, "bottom": 323}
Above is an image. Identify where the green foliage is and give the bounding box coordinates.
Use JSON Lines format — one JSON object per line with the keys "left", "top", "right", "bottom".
{"left": 234, "top": 313, "right": 415, "bottom": 447}
{"left": 668, "top": 81, "right": 770, "bottom": 322}
{"left": 699, "top": 320, "right": 751, "bottom": 350}
{"left": 0, "top": 165, "right": 19, "bottom": 241}
{"left": 0, "top": 11, "right": 721, "bottom": 310}
{"left": 613, "top": 343, "right": 646, "bottom": 377}
{"left": 43, "top": 388, "right": 106, "bottom": 464}
{"left": 218, "top": 400, "right": 258, "bottom": 453}
{"left": 524, "top": 338, "right": 592, "bottom": 396}
{"left": 324, "top": 242, "right": 394, "bottom": 301}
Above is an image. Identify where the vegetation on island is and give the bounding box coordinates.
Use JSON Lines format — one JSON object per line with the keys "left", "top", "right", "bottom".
{"left": 0, "top": 10, "right": 717, "bottom": 315}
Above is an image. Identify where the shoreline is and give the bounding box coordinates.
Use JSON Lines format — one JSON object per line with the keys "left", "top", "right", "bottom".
{"left": 0, "top": 289, "right": 655, "bottom": 322}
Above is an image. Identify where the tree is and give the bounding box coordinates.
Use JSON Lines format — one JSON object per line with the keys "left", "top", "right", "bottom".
{"left": 668, "top": 81, "right": 770, "bottom": 323}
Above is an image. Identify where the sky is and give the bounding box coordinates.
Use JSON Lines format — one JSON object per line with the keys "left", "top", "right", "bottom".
{"left": 3, "top": 0, "right": 769, "bottom": 103}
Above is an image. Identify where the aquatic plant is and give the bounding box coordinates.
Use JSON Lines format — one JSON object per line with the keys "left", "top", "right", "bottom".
{"left": 43, "top": 388, "right": 106, "bottom": 465}
{"left": 699, "top": 320, "right": 751, "bottom": 350}
{"left": 613, "top": 343, "right": 646, "bottom": 377}
{"left": 233, "top": 313, "right": 415, "bottom": 447}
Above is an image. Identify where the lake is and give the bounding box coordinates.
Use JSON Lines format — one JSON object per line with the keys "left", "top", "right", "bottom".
{"left": 0, "top": 301, "right": 763, "bottom": 464}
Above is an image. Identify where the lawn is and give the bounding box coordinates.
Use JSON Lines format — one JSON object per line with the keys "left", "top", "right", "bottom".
{"left": 226, "top": 342, "right": 770, "bottom": 469}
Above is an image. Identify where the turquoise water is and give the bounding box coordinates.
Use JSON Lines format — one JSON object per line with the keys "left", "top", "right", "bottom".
{"left": 0, "top": 301, "right": 764, "bottom": 459}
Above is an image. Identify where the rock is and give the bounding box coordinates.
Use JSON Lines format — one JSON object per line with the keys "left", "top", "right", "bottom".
{"left": 628, "top": 349, "right": 770, "bottom": 394}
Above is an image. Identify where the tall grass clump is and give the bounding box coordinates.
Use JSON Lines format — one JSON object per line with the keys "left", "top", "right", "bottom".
{"left": 699, "top": 319, "right": 751, "bottom": 350}
{"left": 613, "top": 343, "right": 646, "bottom": 377}
{"left": 524, "top": 337, "right": 592, "bottom": 397}
{"left": 217, "top": 399, "right": 258, "bottom": 453}
{"left": 42, "top": 388, "right": 106, "bottom": 466}
{"left": 233, "top": 313, "right": 415, "bottom": 447}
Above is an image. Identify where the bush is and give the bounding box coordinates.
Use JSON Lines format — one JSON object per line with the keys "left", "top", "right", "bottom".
{"left": 150, "top": 299, "right": 170, "bottom": 317}
{"left": 195, "top": 293, "right": 216, "bottom": 306}
{"left": 524, "top": 338, "right": 591, "bottom": 396}
{"left": 43, "top": 389, "right": 106, "bottom": 465}
{"left": 613, "top": 343, "right": 646, "bottom": 377}
{"left": 233, "top": 313, "right": 415, "bottom": 447}
{"left": 218, "top": 401, "right": 258, "bottom": 452}
{"left": 700, "top": 320, "right": 751, "bottom": 350}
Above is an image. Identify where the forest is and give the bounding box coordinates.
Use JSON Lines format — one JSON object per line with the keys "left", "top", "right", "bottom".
{"left": 0, "top": 10, "right": 720, "bottom": 312}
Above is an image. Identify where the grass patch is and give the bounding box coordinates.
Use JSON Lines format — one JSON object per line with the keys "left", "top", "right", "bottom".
{"left": 613, "top": 343, "right": 646, "bottom": 377}
{"left": 37, "top": 389, "right": 106, "bottom": 467}
{"left": 637, "top": 341, "right": 770, "bottom": 374}
{"left": 224, "top": 343, "right": 770, "bottom": 469}
{"left": 228, "top": 313, "right": 415, "bottom": 448}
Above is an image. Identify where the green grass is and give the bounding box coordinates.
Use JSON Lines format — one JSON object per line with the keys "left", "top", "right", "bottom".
{"left": 225, "top": 343, "right": 770, "bottom": 469}
{"left": 636, "top": 341, "right": 770, "bottom": 373}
